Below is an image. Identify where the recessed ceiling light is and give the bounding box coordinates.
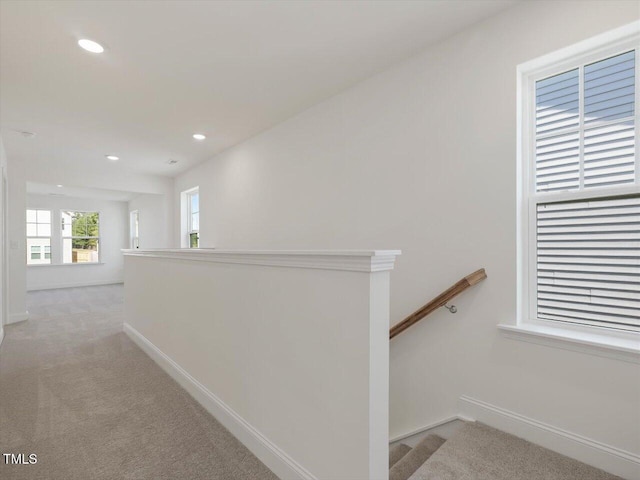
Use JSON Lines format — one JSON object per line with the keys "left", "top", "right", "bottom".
{"left": 192, "top": 133, "right": 206, "bottom": 140}
{"left": 56, "top": 184, "right": 63, "bottom": 188}
{"left": 78, "top": 39, "right": 104, "bottom": 53}
{"left": 106, "top": 155, "right": 119, "bottom": 161}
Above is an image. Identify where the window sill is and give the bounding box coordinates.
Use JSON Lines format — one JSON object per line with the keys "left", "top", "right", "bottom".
{"left": 28, "top": 262, "right": 105, "bottom": 267}
{"left": 498, "top": 323, "right": 640, "bottom": 364}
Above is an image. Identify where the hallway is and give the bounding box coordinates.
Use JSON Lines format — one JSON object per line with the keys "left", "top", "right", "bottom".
{"left": 0, "top": 285, "right": 277, "bottom": 480}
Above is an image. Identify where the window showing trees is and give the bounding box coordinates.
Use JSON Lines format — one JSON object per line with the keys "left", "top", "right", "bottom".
{"left": 62, "top": 211, "right": 100, "bottom": 264}
{"left": 181, "top": 187, "right": 200, "bottom": 248}
{"left": 26, "top": 209, "right": 51, "bottom": 265}
{"left": 187, "top": 189, "right": 199, "bottom": 248}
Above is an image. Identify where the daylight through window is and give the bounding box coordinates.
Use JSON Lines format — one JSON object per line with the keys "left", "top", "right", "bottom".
{"left": 187, "top": 190, "right": 199, "bottom": 248}
{"left": 62, "top": 211, "right": 100, "bottom": 264}
{"left": 523, "top": 44, "right": 639, "bottom": 333}
{"left": 26, "top": 209, "right": 52, "bottom": 265}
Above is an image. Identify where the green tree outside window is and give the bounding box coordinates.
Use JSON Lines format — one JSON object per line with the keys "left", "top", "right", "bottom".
{"left": 70, "top": 212, "right": 99, "bottom": 249}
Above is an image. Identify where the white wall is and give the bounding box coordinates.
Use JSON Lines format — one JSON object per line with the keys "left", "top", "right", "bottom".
{"left": 26, "top": 194, "right": 128, "bottom": 291}
{"left": 174, "top": 0, "right": 640, "bottom": 465}
{"left": 128, "top": 193, "right": 173, "bottom": 249}
{"left": 124, "top": 250, "right": 396, "bottom": 480}
{"left": 7, "top": 154, "right": 27, "bottom": 323}
{"left": 0, "top": 136, "right": 7, "bottom": 336}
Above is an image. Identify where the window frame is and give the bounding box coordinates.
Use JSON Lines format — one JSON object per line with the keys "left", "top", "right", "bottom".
{"left": 26, "top": 209, "right": 52, "bottom": 266}
{"left": 61, "top": 210, "right": 102, "bottom": 265}
{"left": 182, "top": 187, "right": 199, "bottom": 248}
{"left": 30, "top": 245, "right": 41, "bottom": 260}
{"left": 514, "top": 23, "right": 640, "bottom": 354}
{"left": 130, "top": 210, "right": 139, "bottom": 249}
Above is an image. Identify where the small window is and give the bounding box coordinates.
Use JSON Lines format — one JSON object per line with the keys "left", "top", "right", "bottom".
{"left": 130, "top": 210, "right": 139, "bottom": 249}
{"left": 62, "top": 211, "right": 100, "bottom": 264}
{"left": 520, "top": 36, "right": 639, "bottom": 335}
{"left": 183, "top": 188, "right": 199, "bottom": 248}
{"left": 26, "top": 209, "right": 51, "bottom": 265}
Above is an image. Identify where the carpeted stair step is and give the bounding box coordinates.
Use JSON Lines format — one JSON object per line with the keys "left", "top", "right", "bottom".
{"left": 389, "top": 443, "right": 412, "bottom": 468}
{"left": 407, "top": 422, "right": 622, "bottom": 480}
{"left": 389, "top": 435, "right": 446, "bottom": 480}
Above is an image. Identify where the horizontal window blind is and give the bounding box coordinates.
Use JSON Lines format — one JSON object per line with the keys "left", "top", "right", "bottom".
{"left": 535, "top": 131, "right": 580, "bottom": 192}
{"left": 584, "top": 51, "right": 635, "bottom": 125}
{"left": 584, "top": 51, "right": 635, "bottom": 189}
{"left": 536, "top": 68, "right": 580, "bottom": 136}
{"left": 523, "top": 32, "right": 640, "bottom": 337}
{"left": 535, "top": 68, "right": 581, "bottom": 192}
{"left": 584, "top": 121, "right": 635, "bottom": 188}
{"left": 537, "top": 196, "right": 640, "bottom": 332}
{"left": 534, "top": 50, "right": 636, "bottom": 193}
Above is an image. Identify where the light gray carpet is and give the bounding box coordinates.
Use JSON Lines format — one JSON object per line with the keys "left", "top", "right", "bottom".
{"left": 390, "top": 435, "right": 445, "bottom": 480}
{"left": 390, "top": 443, "right": 412, "bottom": 468}
{"left": 0, "top": 285, "right": 278, "bottom": 480}
{"left": 408, "top": 422, "right": 621, "bottom": 480}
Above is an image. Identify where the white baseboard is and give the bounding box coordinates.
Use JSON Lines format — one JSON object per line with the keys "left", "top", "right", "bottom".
{"left": 27, "top": 280, "right": 123, "bottom": 291}
{"left": 123, "top": 323, "right": 316, "bottom": 480}
{"left": 389, "top": 415, "right": 471, "bottom": 445}
{"left": 459, "top": 395, "right": 640, "bottom": 480}
{"left": 7, "top": 311, "right": 28, "bottom": 324}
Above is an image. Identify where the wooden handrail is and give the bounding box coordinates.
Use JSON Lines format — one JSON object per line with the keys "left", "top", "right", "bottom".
{"left": 389, "top": 268, "right": 487, "bottom": 339}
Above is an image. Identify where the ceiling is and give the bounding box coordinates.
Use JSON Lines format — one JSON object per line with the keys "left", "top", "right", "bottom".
{"left": 1, "top": 0, "right": 516, "bottom": 178}
{"left": 27, "top": 182, "right": 137, "bottom": 202}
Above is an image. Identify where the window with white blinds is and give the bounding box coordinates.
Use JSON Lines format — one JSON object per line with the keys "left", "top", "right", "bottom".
{"left": 535, "top": 51, "right": 635, "bottom": 192}
{"left": 536, "top": 196, "right": 639, "bottom": 332}
{"left": 527, "top": 44, "right": 639, "bottom": 334}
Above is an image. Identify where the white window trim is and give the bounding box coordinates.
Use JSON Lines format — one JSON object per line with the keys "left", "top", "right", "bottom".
{"left": 26, "top": 209, "right": 52, "bottom": 266}
{"left": 28, "top": 262, "right": 106, "bottom": 268}
{"left": 501, "top": 21, "right": 640, "bottom": 362}
{"left": 130, "top": 210, "right": 139, "bottom": 249}
{"left": 187, "top": 191, "right": 199, "bottom": 245}
{"left": 25, "top": 208, "right": 106, "bottom": 267}
{"left": 181, "top": 186, "right": 199, "bottom": 248}
{"left": 61, "top": 209, "right": 102, "bottom": 265}
{"left": 26, "top": 241, "right": 51, "bottom": 260}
